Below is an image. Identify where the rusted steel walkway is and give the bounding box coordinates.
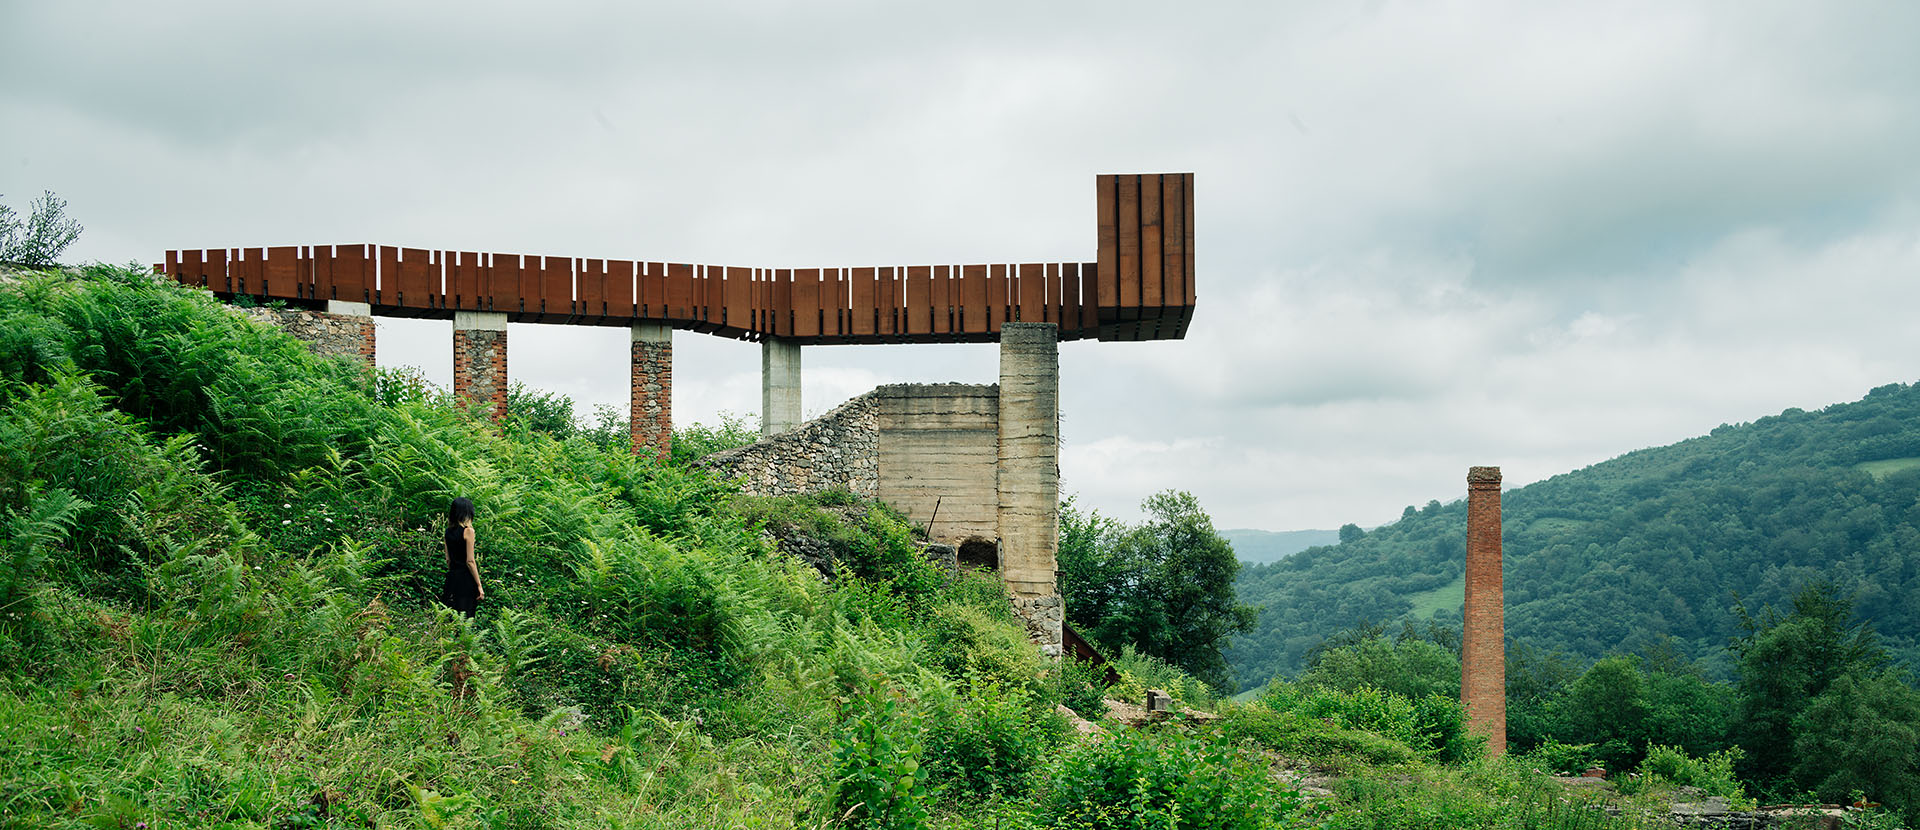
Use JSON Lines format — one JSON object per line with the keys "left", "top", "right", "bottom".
{"left": 161, "top": 173, "right": 1194, "bottom": 344}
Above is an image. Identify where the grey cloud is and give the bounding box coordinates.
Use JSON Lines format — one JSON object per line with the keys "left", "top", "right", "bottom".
{"left": 7, "top": 0, "right": 1920, "bottom": 530}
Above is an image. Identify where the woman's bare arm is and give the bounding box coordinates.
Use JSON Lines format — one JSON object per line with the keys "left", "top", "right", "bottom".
{"left": 464, "top": 525, "right": 483, "bottom": 599}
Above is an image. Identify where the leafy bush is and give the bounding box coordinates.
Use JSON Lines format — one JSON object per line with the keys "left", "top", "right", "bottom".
{"left": 921, "top": 603, "right": 1049, "bottom": 693}
{"left": 0, "top": 191, "right": 83, "bottom": 266}
{"left": 1108, "top": 646, "right": 1218, "bottom": 708}
{"left": 1035, "top": 727, "right": 1299, "bottom": 829}
{"left": 1249, "top": 681, "right": 1479, "bottom": 765}
{"left": 1627, "top": 745, "right": 1751, "bottom": 804}
{"left": 1046, "top": 655, "right": 1111, "bottom": 719}
{"left": 672, "top": 411, "right": 760, "bottom": 464}
{"left": 1523, "top": 737, "right": 1599, "bottom": 776}
{"left": 829, "top": 681, "right": 930, "bottom": 830}
{"left": 1219, "top": 703, "right": 1419, "bottom": 769}
{"left": 922, "top": 677, "right": 1068, "bottom": 799}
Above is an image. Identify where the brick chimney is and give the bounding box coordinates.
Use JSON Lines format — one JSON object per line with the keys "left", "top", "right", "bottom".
{"left": 1463, "top": 465, "right": 1506, "bottom": 756}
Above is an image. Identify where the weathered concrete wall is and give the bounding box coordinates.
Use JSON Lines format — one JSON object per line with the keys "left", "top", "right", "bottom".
{"left": 1463, "top": 465, "right": 1506, "bottom": 756}
{"left": 762, "top": 338, "right": 802, "bottom": 436}
{"left": 875, "top": 384, "right": 1000, "bottom": 544}
{"left": 997, "top": 323, "right": 1062, "bottom": 655}
{"left": 702, "top": 393, "right": 879, "bottom": 497}
{"left": 240, "top": 306, "right": 376, "bottom": 368}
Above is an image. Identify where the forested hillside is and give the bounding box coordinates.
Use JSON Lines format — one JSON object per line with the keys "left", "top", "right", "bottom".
{"left": 1231, "top": 382, "right": 1920, "bottom": 686}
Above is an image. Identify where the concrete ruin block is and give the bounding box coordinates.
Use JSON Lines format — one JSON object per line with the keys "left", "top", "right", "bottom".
{"left": 1146, "top": 689, "right": 1172, "bottom": 712}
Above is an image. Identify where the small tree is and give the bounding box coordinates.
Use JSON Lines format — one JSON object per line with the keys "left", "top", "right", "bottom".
{"left": 0, "top": 192, "right": 84, "bottom": 266}
{"left": 1731, "top": 581, "right": 1888, "bottom": 792}
{"left": 1058, "top": 490, "right": 1256, "bottom": 691}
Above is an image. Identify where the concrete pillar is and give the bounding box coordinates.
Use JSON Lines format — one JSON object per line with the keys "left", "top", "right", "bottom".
{"left": 452, "top": 311, "right": 509, "bottom": 421}
{"left": 762, "top": 337, "right": 802, "bottom": 436}
{"left": 997, "top": 322, "right": 1062, "bottom": 656}
{"left": 325, "top": 300, "right": 377, "bottom": 368}
{"left": 1463, "top": 465, "right": 1506, "bottom": 756}
{"left": 630, "top": 322, "right": 673, "bottom": 458}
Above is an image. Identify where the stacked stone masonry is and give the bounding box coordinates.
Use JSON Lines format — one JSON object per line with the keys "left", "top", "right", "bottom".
{"left": 453, "top": 328, "right": 509, "bottom": 421}
{"left": 702, "top": 393, "right": 881, "bottom": 498}
{"left": 239, "top": 307, "right": 376, "bottom": 368}
{"left": 1463, "top": 465, "right": 1506, "bottom": 756}
{"left": 630, "top": 327, "right": 672, "bottom": 457}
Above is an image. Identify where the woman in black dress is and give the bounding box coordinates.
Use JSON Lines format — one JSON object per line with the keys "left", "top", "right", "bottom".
{"left": 440, "top": 497, "right": 484, "bottom": 617}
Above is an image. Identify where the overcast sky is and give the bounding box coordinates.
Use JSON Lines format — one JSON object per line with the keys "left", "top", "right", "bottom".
{"left": 6, "top": 1, "right": 1918, "bottom": 531}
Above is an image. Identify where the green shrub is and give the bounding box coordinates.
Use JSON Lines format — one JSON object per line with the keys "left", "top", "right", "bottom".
{"left": 0, "top": 191, "right": 83, "bottom": 266}
{"left": 1628, "top": 745, "right": 1751, "bottom": 804}
{"left": 920, "top": 603, "right": 1048, "bottom": 693}
{"left": 672, "top": 411, "right": 760, "bottom": 464}
{"left": 1046, "top": 655, "right": 1110, "bottom": 719}
{"left": 1247, "top": 682, "right": 1478, "bottom": 765}
{"left": 1219, "top": 704, "right": 1418, "bottom": 768}
{"left": 1523, "top": 737, "right": 1599, "bottom": 776}
{"left": 829, "top": 680, "right": 931, "bottom": 830}
{"left": 1108, "top": 646, "right": 1218, "bottom": 708}
{"left": 923, "top": 677, "right": 1068, "bottom": 799}
{"left": 1035, "top": 727, "right": 1298, "bottom": 829}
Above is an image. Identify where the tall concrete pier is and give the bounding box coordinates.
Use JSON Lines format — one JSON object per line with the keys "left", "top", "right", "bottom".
{"left": 997, "top": 322, "right": 1062, "bottom": 654}
{"left": 1463, "top": 465, "right": 1506, "bottom": 755}
{"left": 762, "top": 338, "right": 802, "bottom": 436}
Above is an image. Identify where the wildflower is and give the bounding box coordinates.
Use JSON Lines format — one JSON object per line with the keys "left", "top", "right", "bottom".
{"left": 282, "top": 503, "right": 291, "bottom": 509}
{"left": 284, "top": 673, "right": 296, "bottom": 681}
{"left": 281, "top": 519, "right": 292, "bottom": 525}
{"left": 136, "top": 823, "right": 147, "bottom": 829}
{"left": 134, "top": 726, "right": 145, "bottom": 734}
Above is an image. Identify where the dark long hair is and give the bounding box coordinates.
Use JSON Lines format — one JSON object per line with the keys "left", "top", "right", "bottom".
{"left": 448, "top": 497, "right": 475, "bottom": 527}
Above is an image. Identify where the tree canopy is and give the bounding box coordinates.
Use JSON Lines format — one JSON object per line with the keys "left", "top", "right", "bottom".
{"left": 1059, "top": 491, "right": 1257, "bottom": 691}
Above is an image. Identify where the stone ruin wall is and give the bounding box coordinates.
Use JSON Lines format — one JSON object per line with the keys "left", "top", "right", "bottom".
{"left": 702, "top": 393, "right": 881, "bottom": 498}
{"left": 701, "top": 380, "right": 1063, "bottom": 653}
{"left": 700, "top": 384, "right": 1002, "bottom": 536}
{"left": 239, "top": 306, "right": 376, "bottom": 368}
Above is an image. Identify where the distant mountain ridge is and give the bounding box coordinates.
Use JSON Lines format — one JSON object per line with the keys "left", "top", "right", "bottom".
{"left": 1221, "top": 528, "right": 1339, "bottom": 564}
{"left": 1228, "top": 381, "right": 1920, "bottom": 689}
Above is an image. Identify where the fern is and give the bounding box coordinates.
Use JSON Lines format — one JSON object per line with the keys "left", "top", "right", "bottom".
{"left": 0, "top": 485, "right": 88, "bottom": 611}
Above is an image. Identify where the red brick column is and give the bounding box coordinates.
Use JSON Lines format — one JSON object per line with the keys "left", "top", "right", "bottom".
{"left": 630, "top": 323, "right": 672, "bottom": 457}
{"left": 453, "top": 312, "right": 509, "bottom": 421}
{"left": 354, "top": 317, "right": 376, "bottom": 368}
{"left": 1463, "top": 465, "right": 1506, "bottom": 756}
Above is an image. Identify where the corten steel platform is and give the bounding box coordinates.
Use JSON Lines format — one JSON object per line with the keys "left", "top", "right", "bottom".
{"left": 159, "top": 173, "right": 1194, "bottom": 344}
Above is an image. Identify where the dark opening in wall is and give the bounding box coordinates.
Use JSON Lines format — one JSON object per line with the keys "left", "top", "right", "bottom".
{"left": 957, "top": 537, "right": 999, "bottom": 571}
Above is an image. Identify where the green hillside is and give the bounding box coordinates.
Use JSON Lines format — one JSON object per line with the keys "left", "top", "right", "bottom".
{"left": 12, "top": 264, "right": 1730, "bottom": 830}
{"left": 1230, "top": 381, "right": 1920, "bottom": 687}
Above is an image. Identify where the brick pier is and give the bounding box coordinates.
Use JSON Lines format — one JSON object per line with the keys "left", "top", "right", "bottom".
{"left": 630, "top": 322, "right": 672, "bottom": 457}
{"left": 453, "top": 311, "right": 509, "bottom": 421}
